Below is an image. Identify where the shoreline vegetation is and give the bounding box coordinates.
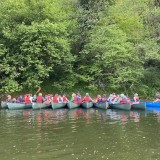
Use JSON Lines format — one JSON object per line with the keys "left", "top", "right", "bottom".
{"left": 0, "top": 86, "right": 155, "bottom": 102}
{"left": 0, "top": 0, "right": 160, "bottom": 98}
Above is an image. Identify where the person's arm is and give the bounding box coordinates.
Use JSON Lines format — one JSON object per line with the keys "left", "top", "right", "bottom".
{"left": 113, "top": 97, "right": 121, "bottom": 104}
{"left": 70, "top": 97, "right": 74, "bottom": 102}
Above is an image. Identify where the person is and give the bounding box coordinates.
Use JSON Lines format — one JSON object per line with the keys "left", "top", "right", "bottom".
{"left": 58, "top": 95, "right": 63, "bottom": 103}
{"left": 113, "top": 94, "right": 128, "bottom": 104}
{"left": 108, "top": 93, "right": 117, "bottom": 103}
{"left": 154, "top": 92, "right": 160, "bottom": 102}
{"left": 53, "top": 94, "right": 59, "bottom": 103}
{"left": 76, "top": 93, "right": 81, "bottom": 103}
{"left": 82, "top": 93, "right": 93, "bottom": 103}
{"left": 36, "top": 93, "right": 45, "bottom": 103}
{"left": 70, "top": 93, "right": 78, "bottom": 103}
{"left": 44, "top": 94, "right": 52, "bottom": 104}
{"left": 95, "top": 95, "right": 102, "bottom": 103}
{"left": 24, "top": 94, "right": 32, "bottom": 104}
{"left": 102, "top": 94, "right": 107, "bottom": 102}
{"left": 6, "top": 95, "right": 13, "bottom": 103}
{"left": 62, "top": 94, "right": 68, "bottom": 103}
{"left": 32, "top": 95, "right": 37, "bottom": 102}
{"left": 133, "top": 93, "right": 140, "bottom": 103}
{"left": 16, "top": 95, "right": 24, "bottom": 103}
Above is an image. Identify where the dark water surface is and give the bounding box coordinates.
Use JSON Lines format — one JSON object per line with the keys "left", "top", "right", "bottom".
{"left": 0, "top": 108, "right": 160, "bottom": 160}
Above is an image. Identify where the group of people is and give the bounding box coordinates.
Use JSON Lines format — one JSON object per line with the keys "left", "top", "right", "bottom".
{"left": 94, "top": 93, "right": 131, "bottom": 104}
{"left": 6, "top": 93, "right": 69, "bottom": 104}
{"left": 5, "top": 92, "right": 160, "bottom": 104}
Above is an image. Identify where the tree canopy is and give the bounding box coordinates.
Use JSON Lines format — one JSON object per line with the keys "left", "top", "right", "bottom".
{"left": 0, "top": 0, "right": 160, "bottom": 97}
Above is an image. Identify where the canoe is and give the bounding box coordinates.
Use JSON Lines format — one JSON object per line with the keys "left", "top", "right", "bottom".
{"left": 51, "top": 102, "right": 66, "bottom": 109}
{"left": 32, "top": 103, "right": 51, "bottom": 109}
{"left": 131, "top": 103, "right": 146, "bottom": 110}
{"left": 81, "top": 102, "right": 93, "bottom": 109}
{"left": 146, "top": 102, "right": 160, "bottom": 107}
{"left": 94, "top": 102, "right": 109, "bottom": 109}
{"left": 1, "top": 101, "right": 8, "bottom": 109}
{"left": 8, "top": 103, "right": 32, "bottom": 110}
{"left": 67, "top": 101, "right": 80, "bottom": 109}
{"left": 110, "top": 104, "right": 131, "bottom": 111}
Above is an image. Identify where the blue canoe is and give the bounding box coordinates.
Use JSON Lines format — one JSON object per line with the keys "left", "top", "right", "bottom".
{"left": 146, "top": 102, "right": 160, "bottom": 107}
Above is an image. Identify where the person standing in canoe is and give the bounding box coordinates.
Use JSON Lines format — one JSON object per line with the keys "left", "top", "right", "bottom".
{"left": 133, "top": 93, "right": 140, "bottom": 103}
{"left": 82, "top": 93, "right": 93, "bottom": 103}
{"left": 36, "top": 93, "right": 45, "bottom": 103}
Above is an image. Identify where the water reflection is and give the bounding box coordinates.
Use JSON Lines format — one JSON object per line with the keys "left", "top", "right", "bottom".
{"left": 1, "top": 108, "right": 149, "bottom": 127}
{"left": 1, "top": 108, "right": 160, "bottom": 160}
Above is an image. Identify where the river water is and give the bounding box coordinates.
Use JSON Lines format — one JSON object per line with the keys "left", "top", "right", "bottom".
{"left": 0, "top": 108, "right": 160, "bottom": 160}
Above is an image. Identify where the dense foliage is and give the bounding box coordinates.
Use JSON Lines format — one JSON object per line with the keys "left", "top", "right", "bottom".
{"left": 0, "top": 0, "right": 160, "bottom": 97}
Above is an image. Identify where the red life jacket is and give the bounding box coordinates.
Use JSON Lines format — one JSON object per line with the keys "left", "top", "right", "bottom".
{"left": 102, "top": 97, "right": 106, "bottom": 102}
{"left": 53, "top": 96, "right": 58, "bottom": 103}
{"left": 120, "top": 98, "right": 127, "bottom": 104}
{"left": 73, "top": 96, "right": 78, "bottom": 103}
{"left": 37, "top": 96, "right": 43, "bottom": 103}
{"left": 24, "top": 96, "right": 31, "bottom": 104}
{"left": 63, "top": 96, "right": 67, "bottom": 102}
{"left": 83, "top": 96, "right": 90, "bottom": 102}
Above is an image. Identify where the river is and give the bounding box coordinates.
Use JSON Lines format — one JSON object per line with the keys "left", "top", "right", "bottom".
{"left": 0, "top": 108, "right": 160, "bottom": 160}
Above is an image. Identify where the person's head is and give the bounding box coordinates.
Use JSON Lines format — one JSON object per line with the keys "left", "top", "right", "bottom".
{"left": 63, "top": 94, "right": 66, "bottom": 96}
{"left": 134, "top": 93, "right": 138, "bottom": 97}
{"left": 120, "top": 93, "right": 125, "bottom": 97}
{"left": 97, "top": 95, "right": 101, "bottom": 98}
{"left": 86, "top": 93, "right": 89, "bottom": 96}
{"left": 7, "top": 95, "right": 11, "bottom": 99}
{"left": 72, "top": 93, "right": 76, "bottom": 97}
{"left": 55, "top": 93, "right": 58, "bottom": 96}
{"left": 39, "top": 93, "right": 42, "bottom": 96}
{"left": 19, "top": 95, "right": 23, "bottom": 98}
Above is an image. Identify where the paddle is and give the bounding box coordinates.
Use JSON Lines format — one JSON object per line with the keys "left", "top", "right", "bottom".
{"left": 35, "top": 87, "right": 41, "bottom": 95}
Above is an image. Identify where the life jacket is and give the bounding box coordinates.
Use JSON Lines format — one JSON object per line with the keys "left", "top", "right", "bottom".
{"left": 36, "top": 96, "right": 43, "bottom": 103}
{"left": 120, "top": 98, "right": 127, "bottom": 104}
{"left": 76, "top": 96, "right": 81, "bottom": 102}
{"left": 58, "top": 96, "right": 63, "bottom": 102}
{"left": 24, "top": 96, "right": 31, "bottom": 104}
{"left": 73, "top": 96, "right": 78, "bottom": 103}
{"left": 63, "top": 96, "right": 67, "bottom": 102}
{"left": 53, "top": 96, "right": 58, "bottom": 103}
{"left": 102, "top": 97, "right": 106, "bottom": 102}
{"left": 134, "top": 97, "right": 139, "bottom": 102}
{"left": 97, "top": 97, "right": 102, "bottom": 103}
{"left": 83, "top": 96, "right": 90, "bottom": 102}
